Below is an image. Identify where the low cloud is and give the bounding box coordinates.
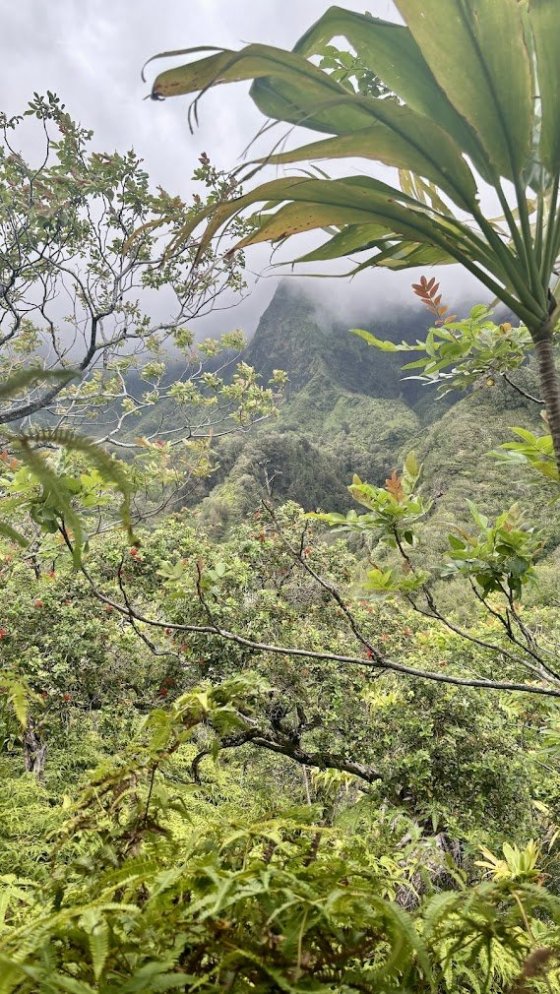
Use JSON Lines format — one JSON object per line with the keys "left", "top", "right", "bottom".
{"left": 1, "top": 1, "right": 495, "bottom": 340}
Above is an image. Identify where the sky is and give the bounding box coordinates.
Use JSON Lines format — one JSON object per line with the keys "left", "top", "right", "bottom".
{"left": 2, "top": 0, "right": 482, "bottom": 337}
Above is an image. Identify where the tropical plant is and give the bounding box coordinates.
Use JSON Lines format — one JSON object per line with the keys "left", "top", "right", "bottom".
{"left": 2, "top": 478, "right": 560, "bottom": 987}
{"left": 146, "top": 0, "right": 560, "bottom": 469}
{"left": 1, "top": 672, "right": 560, "bottom": 993}
{"left": 0, "top": 94, "right": 285, "bottom": 557}
{"left": 354, "top": 278, "right": 560, "bottom": 484}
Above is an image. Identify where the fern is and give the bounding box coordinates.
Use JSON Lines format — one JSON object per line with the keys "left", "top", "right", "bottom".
{"left": 0, "top": 368, "right": 76, "bottom": 403}
{"left": 80, "top": 910, "right": 109, "bottom": 982}
{"left": 0, "top": 523, "right": 27, "bottom": 548}
{"left": 15, "top": 428, "right": 133, "bottom": 536}
{"left": 13, "top": 438, "right": 84, "bottom": 565}
{"left": 0, "top": 673, "right": 33, "bottom": 729}
{"left": 0, "top": 364, "right": 134, "bottom": 565}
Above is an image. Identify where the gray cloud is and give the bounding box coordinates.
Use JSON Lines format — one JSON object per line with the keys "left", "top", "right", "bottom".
{"left": 2, "top": 1, "right": 488, "bottom": 339}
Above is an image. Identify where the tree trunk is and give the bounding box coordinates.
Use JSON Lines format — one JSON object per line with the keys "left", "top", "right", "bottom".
{"left": 23, "top": 717, "right": 47, "bottom": 781}
{"left": 534, "top": 333, "right": 560, "bottom": 472}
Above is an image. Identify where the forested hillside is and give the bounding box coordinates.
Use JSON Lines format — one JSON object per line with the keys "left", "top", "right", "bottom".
{"left": 5, "top": 1, "right": 560, "bottom": 990}
{"left": 3, "top": 269, "right": 560, "bottom": 990}
{"left": 202, "top": 282, "right": 555, "bottom": 545}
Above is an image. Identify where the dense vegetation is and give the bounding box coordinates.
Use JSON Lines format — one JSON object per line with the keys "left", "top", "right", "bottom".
{"left": 3, "top": 1, "right": 560, "bottom": 990}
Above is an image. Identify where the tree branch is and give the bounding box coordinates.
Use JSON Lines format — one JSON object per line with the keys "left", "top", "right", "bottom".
{"left": 73, "top": 553, "right": 560, "bottom": 700}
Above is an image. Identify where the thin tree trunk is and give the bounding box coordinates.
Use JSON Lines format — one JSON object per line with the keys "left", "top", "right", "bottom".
{"left": 534, "top": 333, "right": 560, "bottom": 472}
{"left": 23, "top": 717, "right": 47, "bottom": 781}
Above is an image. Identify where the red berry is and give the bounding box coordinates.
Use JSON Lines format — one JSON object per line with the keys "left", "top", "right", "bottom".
{"left": 34, "top": 599, "right": 44, "bottom": 609}
{"left": 0, "top": 627, "right": 8, "bottom": 639}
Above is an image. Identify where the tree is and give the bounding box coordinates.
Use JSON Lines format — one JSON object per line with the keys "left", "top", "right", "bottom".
{"left": 145, "top": 0, "right": 560, "bottom": 468}
{"left": 7, "top": 34, "right": 560, "bottom": 992}
{"left": 0, "top": 94, "right": 284, "bottom": 546}
{"left": 0, "top": 94, "right": 247, "bottom": 431}
{"left": 0, "top": 95, "right": 286, "bottom": 767}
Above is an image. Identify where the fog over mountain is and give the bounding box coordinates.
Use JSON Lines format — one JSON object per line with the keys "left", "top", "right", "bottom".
{"left": 2, "top": 0, "right": 494, "bottom": 340}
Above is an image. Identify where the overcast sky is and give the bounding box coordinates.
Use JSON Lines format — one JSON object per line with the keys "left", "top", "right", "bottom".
{"left": 2, "top": 1, "right": 482, "bottom": 336}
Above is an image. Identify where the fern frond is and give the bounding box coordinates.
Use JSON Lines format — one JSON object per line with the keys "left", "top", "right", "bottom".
{"left": 16, "top": 429, "right": 133, "bottom": 536}
{"left": 15, "top": 439, "right": 84, "bottom": 565}
{"left": 0, "top": 522, "right": 27, "bottom": 548}
{"left": 0, "top": 367, "right": 76, "bottom": 404}
{"left": 80, "top": 910, "right": 109, "bottom": 981}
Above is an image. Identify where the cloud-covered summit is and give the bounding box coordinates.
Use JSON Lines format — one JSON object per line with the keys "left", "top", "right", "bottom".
{"left": 2, "top": 2, "right": 483, "bottom": 337}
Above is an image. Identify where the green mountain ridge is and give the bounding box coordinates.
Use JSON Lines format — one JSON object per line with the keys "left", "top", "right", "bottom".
{"left": 201, "top": 281, "right": 554, "bottom": 537}
{"left": 243, "top": 281, "right": 426, "bottom": 399}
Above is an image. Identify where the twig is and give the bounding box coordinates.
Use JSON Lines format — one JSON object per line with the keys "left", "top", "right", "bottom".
{"left": 502, "top": 373, "right": 545, "bottom": 406}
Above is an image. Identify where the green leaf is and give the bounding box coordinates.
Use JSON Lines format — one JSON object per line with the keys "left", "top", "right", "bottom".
{"left": 295, "top": 222, "right": 389, "bottom": 262}
{"left": 395, "top": 0, "right": 533, "bottom": 182}
{"left": 263, "top": 114, "right": 478, "bottom": 211}
{"left": 351, "top": 329, "right": 401, "bottom": 351}
{"left": 45, "top": 977, "right": 97, "bottom": 994}
{"left": 237, "top": 201, "right": 389, "bottom": 245}
{"left": 0, "top": 954, "right": 36, "bottom": 994}
{"left": 404, "top": 451, "right": 420, "bottom": 479}
{"left": 293, "top": 6, "right": 492, "bottom": 182}
{"left": 80, "top": 910, "right": 110, "bottom": 981}
{"left": 117, "top": 963, "right": 192, "bottom": 993}
{"left": 16, "top": 429, "right": 133, "bottom": 539}
{"left": 529, "top": 0, "right": 560, "bottom": 178}
{"left": 448, "top": 534, "right": 466, "bottom": 551}
{"left": 15, "top": 440, "right": 84, "bottom": 565}
{"left": 0, "top": 522, "right": 28, "bottom": 548}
